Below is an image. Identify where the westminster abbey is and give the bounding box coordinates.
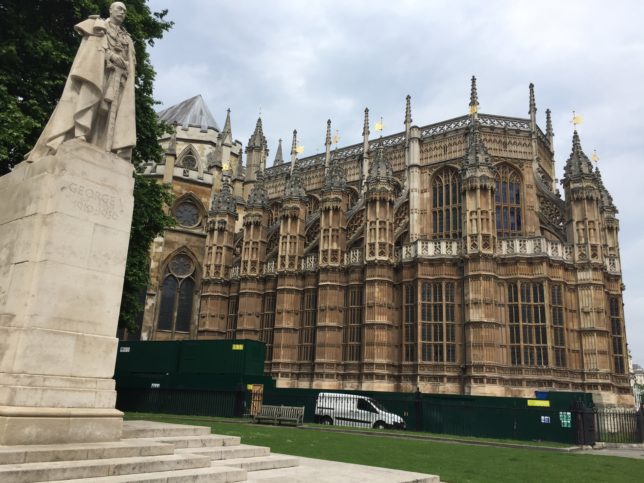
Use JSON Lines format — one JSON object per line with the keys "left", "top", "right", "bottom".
{"left": 137, "top": 78, "right": 631, "bottom": 405}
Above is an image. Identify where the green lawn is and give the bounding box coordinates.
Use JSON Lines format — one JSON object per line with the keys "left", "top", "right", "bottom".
{"left": 126, "top": 413, "right": 644, "bottom": 483}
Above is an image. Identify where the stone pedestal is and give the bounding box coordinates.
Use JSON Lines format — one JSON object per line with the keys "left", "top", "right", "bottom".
{"left": 0, "top": 140, "right": 134, "bottom": 445}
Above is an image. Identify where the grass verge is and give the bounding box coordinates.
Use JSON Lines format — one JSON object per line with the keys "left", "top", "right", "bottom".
{"left": 125, "top": 413, "right": 644, "bottom": 483}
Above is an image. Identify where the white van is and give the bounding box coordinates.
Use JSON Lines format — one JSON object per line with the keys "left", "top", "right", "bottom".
{"left": 315, "top": 392, "right": 405, "bottom": 429}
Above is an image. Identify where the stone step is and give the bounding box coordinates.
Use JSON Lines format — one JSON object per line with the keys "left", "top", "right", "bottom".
{"left": 56, "top": 465, "right": 247, "bottom": 483}
{"left": 0, "top": 440, "right": 174, "bottom": 465}
{"left": 176, "top": 444, "right": 270, "bottom": 460}
{"left": 0, "top": 453, "right": 212, "bottom": 483}
{"left": 130, "top": 434, "right": 241, "bottom": 449}
{"left": 211, "top": 454, "right": 300, "bottom": 472}
{"left": 244, "top": 468, "right": 439, "bottom": 483}
{"left": 122, "top": 421, "right": 212, "bottom": 439}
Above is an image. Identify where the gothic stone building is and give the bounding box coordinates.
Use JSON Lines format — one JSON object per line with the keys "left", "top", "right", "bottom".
{"left": 138, "top": 81, "right": 631, "bottom": 405}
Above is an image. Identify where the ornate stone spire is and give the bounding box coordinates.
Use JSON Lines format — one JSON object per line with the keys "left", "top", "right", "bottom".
{"left": 404, "top": 95, "right": 412, "bottom": 129}
{"left": 289, "top": 129, "right": 298, "bottom": 173}
{"left": 284, "top": 160, "right": 307, "bottom": 200}
{"left": 545, "top": 109, "right": 554, "bottom": 147}
{"left": 325, "top": 119, "right": 332, "bottom": 169}
{"left": 210, "top": 174, "right": 237, "bottom": 215}
{"left": 323, "top": 155, "right": 347, "bottom": 192}
{"left": 563, "top": 130, "right": 595, "bottom": 179}
{"left": 464, "top": 115, "right": 492, "bottom": 169}
{"left": 222, "top": 108, "right": 232, "bottom": 136}
{"left": 274, "top": 138, "right": 284, "bottom": 165}
{"left": 362, "top": 107, "right": 370, "bottom": 156}
{"left": 528, "top": 83, "right": 537, "bottom": 133}
{"left": 362, "top": 107, "right": 370, "bottom": 139}
{"left": 291, "top": 129, "right": 297, "bottom": 168}
{"left": 469, "top": 76, "right": 479, "bottom": 114}
{"left": 367, "top": 146, "right": 393, "bottom": 184}
{"left": 529, "top": 83, "right": 536, "bottom": 116}
{"left": 247, "top": 169, "right": 269, "bottom": 209}
{"left": 248, "top": 117, "right": 266, "bottom": 150}
{"left": 595, "top": 166, "right": 617, "bottom": 213}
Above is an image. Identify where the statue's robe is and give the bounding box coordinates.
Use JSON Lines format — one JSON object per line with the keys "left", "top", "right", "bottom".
{"left": 27, "top": 16, "right": 136, "bottom": 161}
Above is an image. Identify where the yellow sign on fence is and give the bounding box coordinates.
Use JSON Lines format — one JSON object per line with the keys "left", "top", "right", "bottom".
{"left": 527, "top": 399, "right": 551, "bottom": 407}
{"left": 232, "top": 344, "right": 244, "bottom": 351}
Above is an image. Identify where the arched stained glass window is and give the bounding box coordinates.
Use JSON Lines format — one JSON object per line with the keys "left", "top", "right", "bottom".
{"left": 156, "top": 253, "right": 196, "bottom": 334}
{"left": 432, "top": 168, "right": 461, "bottom": 239}
{"left": 495, "top": 165, "right": 522, "bottom": 237}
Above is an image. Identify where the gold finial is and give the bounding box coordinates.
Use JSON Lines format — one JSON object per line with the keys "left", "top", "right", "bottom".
{"left": 571, "top": 110, "right": 583, "bottom": 127}
{"left": 591, "top": 149, "right": 599, "bottom": 163}
{"left": 332, "top": 129, "right": 340, "bottom": 146}
{"left": 374, "top": 117, "right": 384, "bottom": 135}
{"left": 295, "top": 145, "right": 304, "bottom": 154}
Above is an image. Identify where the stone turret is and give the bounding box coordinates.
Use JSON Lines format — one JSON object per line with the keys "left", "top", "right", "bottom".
{"left": 273, "top": 130, "right": 309, "bottom": 383}
{"left": 562, "top": 130, "right": 603, "bottom": 262}
{"left": 405, "top": 95, "right": 422, "bottom": 241}
{"left": 319, "top": 156, "right": 348, "bottom": 268}
{"left": 362, "top": 146, "right": 397, "bottom": 390}
{"left": 237, "top": 169, "right": 271, "bottom": 339}
{"left": 461, "top": 115, "right": 496, "bottom": 255}
{"left": 314, "top": 156, "right": 350, "bottom": 387}
{"left": 200, "top": 174, "right": 239, "bottom": 338}
{"left": 562, "top": 130, "right": 613, "bottom": 379}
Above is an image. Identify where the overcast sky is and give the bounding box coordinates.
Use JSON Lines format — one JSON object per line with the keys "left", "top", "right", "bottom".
{"left": 147, "top": 0, "right": 644, "bottom": 364}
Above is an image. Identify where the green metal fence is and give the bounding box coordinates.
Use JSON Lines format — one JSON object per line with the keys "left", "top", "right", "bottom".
{"left": 261, "top": 388, "right": 589, "bottom": 444}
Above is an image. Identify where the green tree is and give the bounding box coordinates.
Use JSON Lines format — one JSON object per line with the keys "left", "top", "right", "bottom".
{"left": 0, "top": 0, "right": 175, "bottom": 332}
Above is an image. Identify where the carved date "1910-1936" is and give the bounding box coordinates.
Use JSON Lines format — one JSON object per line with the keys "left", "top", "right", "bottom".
{"left": 67, "top": 182, "right": 121, "bottom": 220}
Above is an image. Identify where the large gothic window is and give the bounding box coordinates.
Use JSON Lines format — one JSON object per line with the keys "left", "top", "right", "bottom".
{"left": 343, "top": 286, "right": 364, "bottom": 362}
{"left": 157, "top": 254, "right": 196, "bottom": 334}
{"left": 551, "top": 285, "right": 567, "bottom": 367}
{"left": 420, "top": 282, "right": 456, "bottom": 363}
{"left": 260, "top": 293, "right": 276, "bottom": 361}
{"left": 508, "top": 282, "right": 547, "bottom": 366}
{"left": 298, "top": 289, "right": 317, "bottom": 362}
{"left": 226, "top": 296, "right": 238, "bottom": 339}
{"left": 403, "top": 284, "right": 416, "bottom": 362}
{"left": 609, "top": 297, "right": 625, "bottom": 374}
{"left": 432, "top": 168, "right": 461, "bottom": 239}
{"left": 495, "top": 165, "right": 522, "bottom": 237}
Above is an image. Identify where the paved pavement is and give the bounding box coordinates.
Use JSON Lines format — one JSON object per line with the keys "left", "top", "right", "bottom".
{"left": 245, "top": 454, "right": 440, "bottom": 482}
{"left": 577, "top": 446, "right": 644, "bottom": 460}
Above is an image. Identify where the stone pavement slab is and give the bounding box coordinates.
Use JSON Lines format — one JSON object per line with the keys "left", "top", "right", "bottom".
{"left": 245, "top": 454, "right": 439, "bottom": 483}
{"left": 577, "top": 447, "right": 644, "bottom": 460}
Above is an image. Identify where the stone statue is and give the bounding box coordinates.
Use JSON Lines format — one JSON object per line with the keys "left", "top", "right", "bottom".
{"left": 27, "top": 2, "right": 136, "bottom": 162}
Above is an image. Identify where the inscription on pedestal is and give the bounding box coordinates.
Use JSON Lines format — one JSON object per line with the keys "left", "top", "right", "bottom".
{"left": 67, "top": 183, "right": 122, "bottom": 220}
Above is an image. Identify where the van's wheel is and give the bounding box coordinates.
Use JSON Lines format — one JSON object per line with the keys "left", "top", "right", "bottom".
{"left": 373, "top": 421, "right": 386, "bottom": 429}
{"left": 320, "top": 416, "right": 333, "bottom": 425}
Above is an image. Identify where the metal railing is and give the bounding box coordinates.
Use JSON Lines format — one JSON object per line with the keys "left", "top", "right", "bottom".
{"left": 116, "top": 388, "right": 244, "bottom": 418}
{"left": 595, "top": 407, "right": 644, "bottom": 444}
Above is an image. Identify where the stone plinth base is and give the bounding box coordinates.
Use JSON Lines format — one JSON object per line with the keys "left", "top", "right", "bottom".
{"left": 0, "top": 407, "right": 122, "bottom": 446}
{"left": 0, "top": 140, "right": 134, "bottom": 444}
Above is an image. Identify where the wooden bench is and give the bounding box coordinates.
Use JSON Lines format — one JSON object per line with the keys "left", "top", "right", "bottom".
{"left": 253, "top": 405, "right": 305, "bottom": 426}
